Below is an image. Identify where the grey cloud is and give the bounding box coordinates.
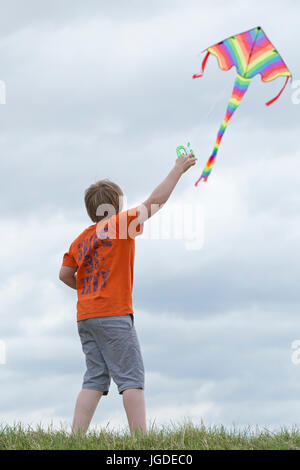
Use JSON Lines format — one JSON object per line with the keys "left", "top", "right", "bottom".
{"left": 1, "top": 0, "right": 300, "bottom": 431}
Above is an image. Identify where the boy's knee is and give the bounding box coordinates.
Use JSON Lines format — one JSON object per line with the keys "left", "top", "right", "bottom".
{"left": 121, "top": 387, "right": 144, "bottom": 395}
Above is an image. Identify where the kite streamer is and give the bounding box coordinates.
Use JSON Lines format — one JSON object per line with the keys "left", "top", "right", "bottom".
{"left": 193, "top": 26, "right": 292, "bottom": 185}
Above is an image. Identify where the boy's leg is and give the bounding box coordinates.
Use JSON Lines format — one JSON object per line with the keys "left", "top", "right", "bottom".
{"left": 122, "top": 388, "right": 146, "bottom": 433}
{"left": 75, "top": 318, "right": 111, "bottom": 435}
{"left": 72, "top": 389, "right": 103, "bottom": 435}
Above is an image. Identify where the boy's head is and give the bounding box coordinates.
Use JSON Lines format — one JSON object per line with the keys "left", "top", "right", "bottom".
{"left": 84, "top": 179, "right": 123, "bottom": 223}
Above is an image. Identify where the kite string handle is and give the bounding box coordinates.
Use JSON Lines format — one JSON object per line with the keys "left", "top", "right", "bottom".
{"left": 176, "top": 145, "right": 188, "bottom": 158}
{"left": 176, "top": 142, "right": 198, "bottom": 160}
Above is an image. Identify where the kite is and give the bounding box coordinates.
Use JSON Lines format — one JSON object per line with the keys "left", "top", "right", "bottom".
{"left": 193, "top": 26, "right": 292, "bottom": 185}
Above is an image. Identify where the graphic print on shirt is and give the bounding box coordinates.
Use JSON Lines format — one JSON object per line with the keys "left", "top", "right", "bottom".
{"left": 78, "top": 231, "right": 112, "bottom": 296}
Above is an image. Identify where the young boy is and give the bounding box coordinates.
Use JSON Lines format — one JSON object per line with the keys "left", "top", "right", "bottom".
{"left": 59, "top": 154, "right": 196, "bottom": 434}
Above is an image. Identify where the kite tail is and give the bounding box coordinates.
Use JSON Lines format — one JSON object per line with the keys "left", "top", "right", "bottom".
{"left": 195, "top": 74, "right": 251, "bottom": 185}
{"left": 192, "top": 51, "right": 210, "bottom": 79}
{"left": 265, "top": 76, "right": 290, "bottom": 106}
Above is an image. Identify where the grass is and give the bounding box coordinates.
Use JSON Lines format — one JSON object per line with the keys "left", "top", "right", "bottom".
{"left": 0, "top": 420, "right": 299, "bottom": 450}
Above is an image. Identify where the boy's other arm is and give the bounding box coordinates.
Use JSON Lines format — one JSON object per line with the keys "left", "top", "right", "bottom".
{"left": 59, "top": 266, "right": 77, "bottom": 290}
{"left": 138, "top": 153, "right": 196, "bottom": 223}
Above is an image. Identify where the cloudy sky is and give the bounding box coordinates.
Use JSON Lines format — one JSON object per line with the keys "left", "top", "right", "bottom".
{"left": 1, "top": 0, "right": 300, "bottom": 433}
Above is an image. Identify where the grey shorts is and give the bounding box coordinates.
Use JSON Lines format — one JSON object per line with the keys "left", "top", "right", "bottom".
{"left": 77, "top": 314, "right": 144, "bottom": 395}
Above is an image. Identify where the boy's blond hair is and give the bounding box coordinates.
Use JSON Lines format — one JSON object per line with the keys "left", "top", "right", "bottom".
{"left": 84, "top": 179, "right": 123, "bottom": 223}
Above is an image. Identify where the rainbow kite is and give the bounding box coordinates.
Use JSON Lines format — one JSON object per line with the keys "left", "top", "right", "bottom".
{"left": 193, "top": 26, "right": 292, "bottom": 185}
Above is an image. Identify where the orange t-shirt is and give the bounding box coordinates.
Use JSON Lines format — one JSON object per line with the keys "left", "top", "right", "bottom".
{"left": 62, "top": 207, "right": 143, "bottom": 321}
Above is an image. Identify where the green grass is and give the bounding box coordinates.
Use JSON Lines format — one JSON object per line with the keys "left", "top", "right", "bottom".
{"left": 0, "top": 420, "right": 299, "bottom": 450}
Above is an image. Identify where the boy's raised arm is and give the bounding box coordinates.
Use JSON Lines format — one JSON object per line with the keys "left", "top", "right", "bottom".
{"left": 137, "top": 153, "right": 196, "bottom": 223}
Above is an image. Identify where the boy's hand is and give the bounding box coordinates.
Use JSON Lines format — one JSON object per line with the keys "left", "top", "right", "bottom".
{"left": 175, "top": 153, "right": 196, "bottom": 174}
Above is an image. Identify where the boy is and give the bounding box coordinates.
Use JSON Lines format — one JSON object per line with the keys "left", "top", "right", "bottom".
{"left": 59, "top": 153, "right": 196, "bottom": 434}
